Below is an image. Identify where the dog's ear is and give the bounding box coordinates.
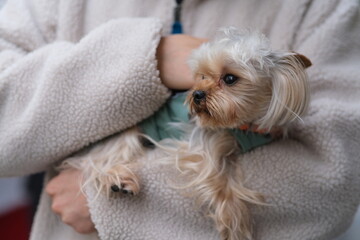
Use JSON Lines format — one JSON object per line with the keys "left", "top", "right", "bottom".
{"left": 257, "top": 54, "right": 310, "bottom": 129}
{"left": 293, "top": 52, "right": 312, "bottom": 68}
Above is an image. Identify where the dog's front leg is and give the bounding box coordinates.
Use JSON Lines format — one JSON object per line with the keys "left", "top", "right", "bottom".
{"left": 63, "top": 127, "right": 144, "bottom": 197}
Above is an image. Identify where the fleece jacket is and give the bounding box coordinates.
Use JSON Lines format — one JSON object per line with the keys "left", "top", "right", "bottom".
{"left": 0, "top": 0, "right": 359, "bottom": 239}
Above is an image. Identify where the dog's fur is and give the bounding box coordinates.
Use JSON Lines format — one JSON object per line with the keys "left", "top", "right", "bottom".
{"left": 63, "top": 28, "right": 311, "bottom": 240}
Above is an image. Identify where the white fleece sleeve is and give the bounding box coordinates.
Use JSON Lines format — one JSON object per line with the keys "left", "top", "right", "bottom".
{"left": 252, "top": 0, "right": 360, "bottom": 239}
{"left": 0, "top": 0, "right": 170, "bottom": 176}
{"left": 85, "top": 1, "right": 360, "bottom": 240}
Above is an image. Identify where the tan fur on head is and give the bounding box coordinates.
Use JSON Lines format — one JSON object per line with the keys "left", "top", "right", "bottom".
{"left": 188, "top": 28, "right": 311, "bottom": 132}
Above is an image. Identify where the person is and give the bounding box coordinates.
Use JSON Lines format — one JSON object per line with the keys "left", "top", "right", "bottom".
{"left": 0, "top": 0, "right": 359, "bottom": 239}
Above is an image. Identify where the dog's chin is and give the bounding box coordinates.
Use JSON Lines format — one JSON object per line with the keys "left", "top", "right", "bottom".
{"left": 190, "top": 104, "right": 216, "bottom": 127}
{"left": 190, "top": 101, "right": 243, "bottom": 128}
{"left": 195, "top": 113, "right": 216, "bottom": 128}
{"left": 194, "top": 112, "right": 237, "bottom": 129}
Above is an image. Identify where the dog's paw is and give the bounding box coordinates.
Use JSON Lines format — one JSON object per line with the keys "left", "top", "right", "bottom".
{"left": 110, "top": 181, "right": 139, "bottom": 195}
{"left": 96, "top": 165, "right": 140, "bottom": 196}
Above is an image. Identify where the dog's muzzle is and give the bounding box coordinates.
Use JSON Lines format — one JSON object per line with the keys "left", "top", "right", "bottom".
{"left": 192, "top": 90, "right": 206, "bottom": 104}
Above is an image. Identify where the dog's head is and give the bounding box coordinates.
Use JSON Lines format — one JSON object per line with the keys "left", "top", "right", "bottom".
{"left": 187, "top": 28, "right": 311, "bottom": 130}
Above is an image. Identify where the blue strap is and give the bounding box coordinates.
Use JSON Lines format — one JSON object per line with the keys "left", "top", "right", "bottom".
{"left": 171, "top": 0, "right": 183, "bottom": 34}
{"left": 172, "top": 21, "right": 183, "bottom": 34}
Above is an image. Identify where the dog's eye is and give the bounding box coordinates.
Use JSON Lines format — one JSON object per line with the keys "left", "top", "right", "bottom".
{"left": 222, "top": 74, "right": 239, "bottom": 85}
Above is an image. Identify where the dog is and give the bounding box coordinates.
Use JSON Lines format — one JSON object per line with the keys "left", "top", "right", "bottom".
{"left": 169, "top": 28, "right": 311, "bottom": 240}
{"left": 62, "top": 28, "right": 311, "bottom": 240}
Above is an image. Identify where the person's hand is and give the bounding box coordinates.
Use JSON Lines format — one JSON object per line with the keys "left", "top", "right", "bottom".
{"left": 156, "top": 35, "right": 207, "bottom": 90}
{"left": 45, "top": 168, "right": 96, "bottom": 234}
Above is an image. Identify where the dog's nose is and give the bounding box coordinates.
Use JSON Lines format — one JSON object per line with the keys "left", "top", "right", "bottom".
{"left": 192, "top": 90, "right": 206, "bottom": 104}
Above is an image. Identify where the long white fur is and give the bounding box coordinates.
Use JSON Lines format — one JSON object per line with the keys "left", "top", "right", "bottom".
{"left": 156, "top": 124, "right": 266, "bottom": 240}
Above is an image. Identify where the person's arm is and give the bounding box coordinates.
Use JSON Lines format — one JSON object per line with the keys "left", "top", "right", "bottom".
{"left": 43, "top": 34, "right": 207, "bottom": 235}
{"left": 157, "top": 35, "right": 207, "bottom": 90}
{"left": 254, "top": 0, "right": 360, "bottom": 238}
{"left": 0, "top": 0, "right": 171, "bottom": 177}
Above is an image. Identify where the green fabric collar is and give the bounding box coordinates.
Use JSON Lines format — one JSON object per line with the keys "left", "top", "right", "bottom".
{"left": 138, "top": 92, "right": 274, "bottom": 153}
{"left": 138, "top": 93, "right": 188, "bottom": 142}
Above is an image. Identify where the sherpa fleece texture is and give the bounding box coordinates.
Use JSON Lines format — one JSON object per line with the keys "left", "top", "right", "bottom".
{"left": 0, "top": 0, "right": 359, "bottom": 240}
{"left": 0, "top": 1, "right": 169, "bottom": 175}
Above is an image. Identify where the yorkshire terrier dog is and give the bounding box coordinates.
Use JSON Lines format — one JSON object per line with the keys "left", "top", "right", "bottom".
{"left": 63, "top": 28, "right": 311, "bottom": 240}
{"left": 169, "top": 28, "right": 311, "bottom": 240}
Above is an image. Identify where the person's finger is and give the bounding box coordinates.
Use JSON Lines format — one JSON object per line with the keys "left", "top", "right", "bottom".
{"left": 45, "top": 175, "right": 61, "bottom": 197}
{"left": 73, "top": 219, "right": 96, "bottom": 234}
{"left": 50, "top": 198, "right": 64, "bottom": 215}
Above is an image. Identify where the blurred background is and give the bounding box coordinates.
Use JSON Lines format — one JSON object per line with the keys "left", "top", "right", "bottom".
{"left": 0, "top": 0, "right": 358, "bottom": 239}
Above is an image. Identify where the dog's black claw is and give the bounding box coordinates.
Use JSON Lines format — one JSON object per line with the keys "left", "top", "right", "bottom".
{"left": 139, "top": 136, "right": 156, "bottom": 149}
{"left": 111, "top": 183, "right": 134, "bottom": 195}
{"left": 121, "top": 189, "right": 134, "bottom": 195}
{"left": 121, "top": 189, "right": 129, "bottom": 194}
{"left": 111, "top": 185, "right": 120, "bottom": 192}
